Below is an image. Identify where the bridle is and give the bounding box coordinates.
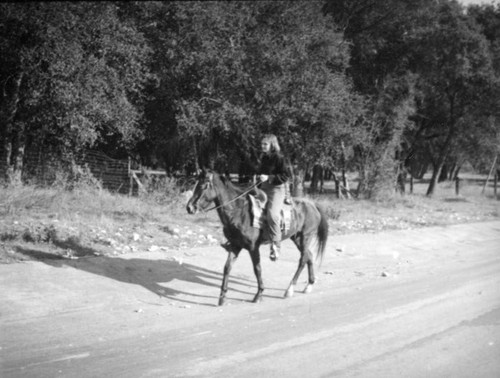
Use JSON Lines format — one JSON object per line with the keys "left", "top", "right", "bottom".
{"left": 194, "top": 174, "right": 260, "bottom": 212}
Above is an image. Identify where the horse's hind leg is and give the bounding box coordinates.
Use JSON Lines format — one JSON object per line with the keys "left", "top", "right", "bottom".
{"left": 303, "top": 256, "right": 316, "bottom": 294}
{"left": 249, "top": 248, "right": 264, "bottom": 303}
{"left": 284, "top": 235, "right": 307, "bottom": 297}
{"left": 285, "top": 234, "right": 315, "bottom": 298}
{"left": 219, "top": 249, "right": 240, "bottom": 306}
{"left": 303, "top": 235, "right": 317, "bottom": 294}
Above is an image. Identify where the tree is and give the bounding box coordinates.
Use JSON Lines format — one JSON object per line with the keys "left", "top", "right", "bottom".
{"left": 240, "top": 1, "right": 356, "bottom": 192}
{"left": 463, "top": 4, "right": 500, "bottom": 172}
{"left": 323, "top": 0, "right": 500, "bottom": 197}
{"left": 134, "top": 1, "right": 358, "bottom": 187}
{"left": 322, "top": 0, "right": 433, "bottom": 197}
{"left": 410, "top": 1, "right": 497, "bottom": 195}
{"left": 0, "top": 3, "right": 152, "bottom": 183}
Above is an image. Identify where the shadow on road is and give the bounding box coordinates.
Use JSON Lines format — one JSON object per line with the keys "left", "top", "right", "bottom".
{"left": 13, "top": 245, "right": 264, "bottom": 307}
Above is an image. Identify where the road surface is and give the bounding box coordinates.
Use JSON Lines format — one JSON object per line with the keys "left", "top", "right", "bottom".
{"left": 1, "top": 221, "right": 500, "bottom": 377}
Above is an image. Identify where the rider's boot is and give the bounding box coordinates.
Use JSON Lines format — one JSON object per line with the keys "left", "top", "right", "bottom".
{"left": 284, "top": 182, "right": 292, "bottom": 205}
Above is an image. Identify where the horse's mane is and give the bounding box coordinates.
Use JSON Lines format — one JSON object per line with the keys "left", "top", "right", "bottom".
{"left": 210, "top": 172, "right": 254, "bottom": 226}
{"left": 213, "top": 172, "right": 251, "bottom": 196}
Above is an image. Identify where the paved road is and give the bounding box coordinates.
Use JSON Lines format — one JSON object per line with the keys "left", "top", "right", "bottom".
{"left": 1, "top": 222, "right": 500, "bottom": 377}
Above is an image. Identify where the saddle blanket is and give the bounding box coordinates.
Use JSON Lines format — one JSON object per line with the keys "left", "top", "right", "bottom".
{"left": 248, "top": 194, "right": 292, "bottom": 232}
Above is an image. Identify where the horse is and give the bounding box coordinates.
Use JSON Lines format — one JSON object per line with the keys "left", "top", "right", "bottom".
{"left": 186, "top": 169, "right": 329, "bottom": 306}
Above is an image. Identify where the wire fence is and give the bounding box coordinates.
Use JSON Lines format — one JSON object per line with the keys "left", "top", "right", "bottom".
{"left": 73, "top": 150, "right": 131, "bottom": 194}
{"left": 0, "top": 145, "right": 133, "bottom": 194}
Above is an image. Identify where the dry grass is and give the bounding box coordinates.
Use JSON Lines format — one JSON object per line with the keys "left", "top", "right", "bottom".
{"left": 0, "top": 182, "right": 219, "bottom": 263}
{"left": 312, "top": 174, "right": 499, "bottom": 234}
{"left": 0, "top": 173, "right": 498, "bottom": 263}
{"left": 0, "top": 182, "right": 188, "bottom": 224}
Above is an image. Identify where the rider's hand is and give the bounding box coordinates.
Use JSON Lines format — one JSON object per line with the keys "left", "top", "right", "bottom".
{"left": 259, "top": 174, "right": 269, "bottom": 182}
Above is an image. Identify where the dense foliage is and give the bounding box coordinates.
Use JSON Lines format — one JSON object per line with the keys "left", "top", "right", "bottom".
{"left": 1, "top": 1, "right": 499, "bottom": 197}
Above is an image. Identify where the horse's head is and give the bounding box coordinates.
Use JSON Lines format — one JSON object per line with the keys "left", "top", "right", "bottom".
{"left": 186, "top": 169, "right": 218, "bottom": 214}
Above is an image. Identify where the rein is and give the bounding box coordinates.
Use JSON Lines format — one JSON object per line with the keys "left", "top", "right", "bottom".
{"left": 203, "top": 181, "right": 260, "bottom": 212}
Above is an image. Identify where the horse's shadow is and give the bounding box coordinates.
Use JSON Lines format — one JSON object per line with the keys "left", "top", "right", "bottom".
{"left": 13, "top": 245, "right": 265, "bottom": 307}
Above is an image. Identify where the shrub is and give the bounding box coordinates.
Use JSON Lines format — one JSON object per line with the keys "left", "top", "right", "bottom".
{"left": 138, "top": 174, "right": 184, "bottom": 206}
{"left": 52, "top": 161, "right": 103, "bottom": 192}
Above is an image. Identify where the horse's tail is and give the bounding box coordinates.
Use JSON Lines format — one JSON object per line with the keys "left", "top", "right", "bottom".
{"left": 315, "top": 203, "right": 329, "bottom": 266}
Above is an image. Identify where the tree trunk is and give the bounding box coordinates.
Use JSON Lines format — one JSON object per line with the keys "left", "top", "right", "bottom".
{"left": 340, "top": 140, "right": 348, "bottom": 188}
{"left": 482, "top": 156, "right": 498, "bottom": 195}
{"left": 192, "top": 137, "right": 200, "bottom": 173}
{"left": 8, "top": 143, "right": 24, "bottom": 185}
{"left": 356, "top": 149, "right": 368, "bottom": 197}
{"left": 494, "top": 171, "right": 498, "bottom": 200}
{"left": 8, "top": 123, "right": 26, "bottom": 185}
{"left": 396, "top": 163, "right": 406, "bottom": 194}
{"left": 427, "top": 164, "right": 442, "bottom": 197}
{"left": 450, "top": 165, "right": 461, "bottom": 181}
{"left": 426, "top": 127, "right": 455, "bottom": 196}
{"left": 448, "top": 163, "right": 456, "bottom": 180}
{"left": 333, "top": 173, "right": 341, "bottom": 199}
{"left": 438, "top": 164, "right": 448, "bottom": 182}
{"left": 0, "top": 72, "right": 24, "bottom": 182}
{"left": 356, "top": 166, "right": 367, "bottom": 197}
{"left": 413, "top": 161, "right": 428, "bottom": 179}
{"left": 310, "top": 164, "right": 323, "bottom": 194}
{"left": 293, "top": 167, "right": 305, "bottom": 197}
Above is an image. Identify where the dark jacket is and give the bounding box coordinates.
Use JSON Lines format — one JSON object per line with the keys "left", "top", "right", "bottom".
{"left": 258, "top": 152, "right": 290, "bottom": 186}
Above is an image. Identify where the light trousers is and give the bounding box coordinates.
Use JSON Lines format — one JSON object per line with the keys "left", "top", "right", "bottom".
{"left": 261, "top": 182, "right": 285, "bottom": 243}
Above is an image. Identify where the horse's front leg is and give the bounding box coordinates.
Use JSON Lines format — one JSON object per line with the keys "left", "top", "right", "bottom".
{"left": 219, "top": 250, "right": 239, "bottom": 306}
{"left": 249, "top": 248, "right": 264, "bottom": 303}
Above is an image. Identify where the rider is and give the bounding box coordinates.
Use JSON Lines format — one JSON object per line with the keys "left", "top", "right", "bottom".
{"left": 256, "top": 134, "right": 291, "bottom": 261}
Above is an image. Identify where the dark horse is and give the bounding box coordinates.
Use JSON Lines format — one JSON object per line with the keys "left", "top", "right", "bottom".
{"left": 186, "top": 169, "right": 329, "bottom": 306}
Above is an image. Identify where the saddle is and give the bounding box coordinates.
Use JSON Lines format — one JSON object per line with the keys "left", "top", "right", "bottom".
{"left": 248, "top": 190, "right": 293, "bottom": 232}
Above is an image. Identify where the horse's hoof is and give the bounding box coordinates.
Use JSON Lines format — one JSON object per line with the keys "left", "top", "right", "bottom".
{"left": 252, "top": 295, "right": 263, "bottom": 303}
{"left": 284, "top": 288, "right": 294, "bottom": 298}
{"left": 220, "top": 241, "right": 232, "bottom": 252}
{"left": 218, "top": 297, "right": 226, "bottom": 306}
{"left": 303, "top": 285, "right": 313, "bottom": 294}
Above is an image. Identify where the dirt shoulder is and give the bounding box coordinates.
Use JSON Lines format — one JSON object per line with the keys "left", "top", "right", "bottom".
{"left": 1, "top": 199, "right": 498, "bottom": 265}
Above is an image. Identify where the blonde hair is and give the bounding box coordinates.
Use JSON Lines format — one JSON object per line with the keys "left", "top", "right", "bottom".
{"left": 262, "top": 134, "right": 281, "bottom": 153}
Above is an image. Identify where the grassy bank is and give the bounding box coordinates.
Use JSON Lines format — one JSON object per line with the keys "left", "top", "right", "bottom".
{"left": 1, "top": 174, "right": 498, "bottom": 263}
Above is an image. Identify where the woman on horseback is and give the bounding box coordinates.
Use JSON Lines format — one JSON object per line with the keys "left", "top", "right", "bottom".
{"left": 186, "top": 140, "right": 328, "bottom": 305}
{"left": 256, "top": 134, "right": 291, "bottom": 261}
